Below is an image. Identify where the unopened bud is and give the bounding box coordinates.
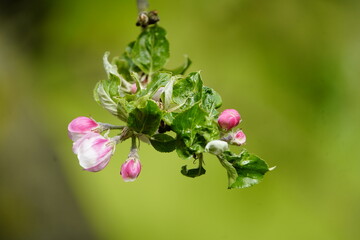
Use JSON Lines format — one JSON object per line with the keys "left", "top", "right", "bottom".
{"left": 218, "top": 109, "right": 241, "bottom": 131}
{"left": 120, "top": 152, "right": 142, "bottom": 182}
{"left": 68, "top": 117, "right": 100, "bottom": 141}
{"left": 205, "top": 140, "right": 229, "bottom": 155}
{"left": 136, "top": 12, "right": 149, "bottom": 27}
{"left": 72, "top": 132, "right": 115, "bottom": 172}
{"left": 131, "top": 83, "right": 137, "bottom": 94}
{"left": 230, "top": 130, "right": 246, "bottom": 146}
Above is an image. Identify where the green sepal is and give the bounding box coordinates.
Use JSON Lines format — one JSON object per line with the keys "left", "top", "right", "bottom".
{"left": 150, "top": 133, "right": 176, "bottom": 153}
{"left": 181, "top": 165, "right": 206, "bottom": 178}
{"left": 131, "top": 25, "right": 170, "bottom": 74}
{"left": 127, "top": 99, "right": 162, "bottom": 136}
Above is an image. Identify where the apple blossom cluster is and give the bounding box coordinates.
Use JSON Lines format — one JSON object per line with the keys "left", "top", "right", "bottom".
{"left": 206, "top": 109, "right": 246, "bottom": 154}
{"left": 68, "top": 117, "right": 141, "bottom": 181}
{"left": 67, "top": 22, "right": 273, "bottom": 189}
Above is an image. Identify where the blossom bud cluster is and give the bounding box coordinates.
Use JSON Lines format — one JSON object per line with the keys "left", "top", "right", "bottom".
{"left": 206, "top": 109, "right": 247, "bottom": 156}
{"left": 68, "top": 117, "right": 141, "bottom": 181}
{"left": 65, "top": 22, "right": 271, "bottom": 190}
{"left": 217, "top": 109, "right": 246, "bottom": 146}
{"left": 218, "top": 109, "right": 246, "bottom": 145}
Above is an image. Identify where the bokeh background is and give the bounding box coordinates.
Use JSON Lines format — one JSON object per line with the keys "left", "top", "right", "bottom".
{"left": 1, "top": 0, "right": 360, "bottom": 239}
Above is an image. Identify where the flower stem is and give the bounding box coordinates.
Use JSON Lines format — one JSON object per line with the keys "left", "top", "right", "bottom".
{"left": 131, "top": 135, "right": 137, "bottom": 151}
{"left": 99, "top": 123, "right": 126, "bottom": 131}
{"left": 128, "top": 135, "right": 139, "bottom": 158}
{"left": 137, "top": 0, "right": 149, "bottom": 13}
{"left": 198, "top": 153, "right": 204, "bottom": 176}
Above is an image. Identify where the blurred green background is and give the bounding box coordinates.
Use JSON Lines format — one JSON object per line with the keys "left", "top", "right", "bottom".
{"left": 1, "top": 0, "right": 360, "bottom": 239}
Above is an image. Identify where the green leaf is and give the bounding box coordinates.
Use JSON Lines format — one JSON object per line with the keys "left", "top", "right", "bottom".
{"left": 123, "top": 41, "right": 142, "bottom": 73}
{"left": 163, "top": 76, "right": 177, "bottom": 110}
{"left": 93, "top": 77, "right": 127, "bottom": 121}
{"left": 175, "top": 137, "right": 193, "bottom": 159}
{"left": 172, "top": 104, "right": 220, "bottom": 159}
{"left": 201, "top": 86, "right": 222, "bottom": 117}
{"left": 127, "top": 99, "right": 162, "bottom": 136}
{"left": 103, "top": 52, "right": 121, "bottom": 79}
{"left": 219, "top": 150, "right": 270, "bottom": 189}
{"left": 117, "top": 98, "right": 133, "bottom": 121}
{"left": 113, "top": 57, "right": 132, "bottom": 83}
{"left": 162, "top": 112, "right": 177, "bottom": 126}
{"left": 103, "top": 52, "right": 132, "bottom": 91}
{"left": 233, "top": 150, "right": 269, "bottom": 175}
{"left": 139, "top": 71, "right": 172, "bottom": 97}
{"left": 166, "top": 55, "right": 192, "bottom": 75}
{"left": 124, "top": 41, "right": 135, "bottom": 58}
{"left": 131, "top": 25, "right": 170, "bottom": 74}
{"left": 150, "top": 134, "right": 176, "bottom": 152}
{"left": 181, "top": 165, "right": 206, "bottom": 178}
{"left": 172, "top": 104, "right": 219, "bottom": 142}
{"left": 172, "top": 72, "right": 203, "bottom": 110}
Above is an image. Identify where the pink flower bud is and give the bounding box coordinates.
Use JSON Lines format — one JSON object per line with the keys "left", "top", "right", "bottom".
{"left": 131, "top": 83, "right": 137, "bottom": 94}
{"left": 218, "top": 109, "right": 241, "bottom": 131}
{"left": 72, "top": 132, "right": 115, "bottom": 172}
{"left": 68, "top": 117, "right": 100, "bottom": 141}
{"left": 230, "top": 130, "right": 246, "bottom": 146}
{"left": 120, "top": 156, "right": 142, "bottom": 182}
